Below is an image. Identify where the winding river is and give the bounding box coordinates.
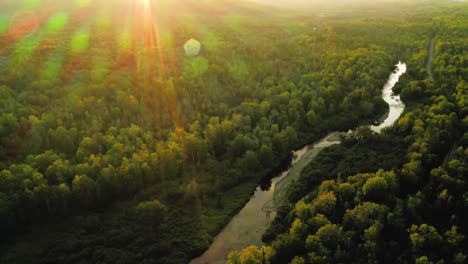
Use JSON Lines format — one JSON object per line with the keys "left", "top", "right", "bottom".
{"left": 190, "top": 62, "right": 407, "bottom": 264}
{"left": 370, "top": 61, "right": 407, "bottom": 133}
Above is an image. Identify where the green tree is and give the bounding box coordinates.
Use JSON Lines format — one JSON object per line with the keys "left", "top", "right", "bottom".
{"left": 72, "top": 174, "right": 96, "bottom": 208}
{"left": 135, "top": 199, "right": 166, "bottom": 231}
{"left": 362, "top": 176, "right": 388, "bottom": 202}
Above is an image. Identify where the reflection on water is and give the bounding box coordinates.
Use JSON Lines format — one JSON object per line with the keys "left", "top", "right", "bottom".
{"left": 190, "top": 134, "right": 340, "bottom": 264}
{"left": 191, "top": 62, "right": 407, "bottom": 264}
{"left": 370, "top": 62, "right": 406, "bottom": 133}
{"left": 190, "top": 177, "right": 278, "bottom": 264}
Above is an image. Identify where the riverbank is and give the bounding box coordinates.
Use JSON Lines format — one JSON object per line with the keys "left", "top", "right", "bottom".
{"left": 273, "top": 132, "right": 345, "bottom": 208}
{"left": 191, "top": 62, "right": 408, "bottom": 263}
{"left": 190, "top": 133, "right": 344, "bottom": 264}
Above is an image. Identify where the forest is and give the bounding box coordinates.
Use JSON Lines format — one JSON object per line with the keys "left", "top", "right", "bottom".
{"left": 227, "top": 1, "right": 468, "bottom": 264}
{"left": 0, "top": 0, "right": 466, "bottom": 263}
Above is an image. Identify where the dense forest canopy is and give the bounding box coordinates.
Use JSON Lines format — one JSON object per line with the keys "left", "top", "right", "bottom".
{"left": 0, "top": 0, "right": 466, "bottom": 263}
{"left": 228, "top": 1, "right": 468, "bottom": 264}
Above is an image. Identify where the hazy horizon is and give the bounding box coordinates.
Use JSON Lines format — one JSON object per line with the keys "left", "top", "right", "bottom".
{"left": 246, "top": 0, "right": 445, "bottom": 7}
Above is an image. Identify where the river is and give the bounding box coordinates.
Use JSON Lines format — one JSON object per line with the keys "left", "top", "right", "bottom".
{"left": 190, "top": 62, "right": 407, "bottom": 264}
{"left": 370, "top": 61, "right": 407, "bottom": 133}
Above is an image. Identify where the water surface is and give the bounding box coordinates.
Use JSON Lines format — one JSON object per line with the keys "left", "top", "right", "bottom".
{"left": 190, "top": 134, "right": 341, "bottom": 264}
{"left": 370, "top": 62, "right": 406, "bottom": 133}
{"left": 191, "top": 62, "right": 407, "bottom": 264}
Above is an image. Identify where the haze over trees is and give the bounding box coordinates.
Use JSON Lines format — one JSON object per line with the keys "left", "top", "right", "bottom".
{"left": 0, "top": 0, "right": 466, "bottom": 263}
{"left": 228, "top": 1, "right": 468, "bottom": 263}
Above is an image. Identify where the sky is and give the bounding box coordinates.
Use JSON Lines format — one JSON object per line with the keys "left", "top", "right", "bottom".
{"left": 247, "top": 0, "right": 409, "bottom": 6}
{"left": 247, "top": 0, "right": 310, "bottom": 5}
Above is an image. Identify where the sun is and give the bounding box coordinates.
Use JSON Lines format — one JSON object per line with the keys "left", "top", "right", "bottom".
{"left": 135, "top": 0, "right": 153, "bottom": 18}
{"left": 133, "top": 0, "right": 156, "bottom": 44}
{"left": 137, "top": 0, "right": 151, "bottom": 6}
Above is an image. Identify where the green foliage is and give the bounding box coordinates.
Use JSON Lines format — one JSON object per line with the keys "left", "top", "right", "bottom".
{"left": 135, "top": 199, "right": 166, "bottom": 229}
{"left": 0, "top": 0, "right": 467, "bottom": 263}
{"left": 362, "top": 176, "right": 389, "bottom": 202}
{"left": 0, "top": 113, "right": 19, "bottom": 137}
{"left": 240, "top": 4, "right": 468, "bottom": 262}
{"left": 227, "top": 246, "right": 272, "bottom": 264}
{"left": 72, "top": 174, "right": 96, "bottom": 208}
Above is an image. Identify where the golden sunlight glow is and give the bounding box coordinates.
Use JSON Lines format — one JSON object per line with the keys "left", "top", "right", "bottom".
{"left": 137, "top": 0, "right": 151, "bottom": 5}
{"left": 131, "top": 0, "right": 182, "bottom": 129}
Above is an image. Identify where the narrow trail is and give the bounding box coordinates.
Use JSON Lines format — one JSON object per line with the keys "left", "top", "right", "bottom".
{"left": 426, "top": 36, "right": 436, "bottom": 81}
